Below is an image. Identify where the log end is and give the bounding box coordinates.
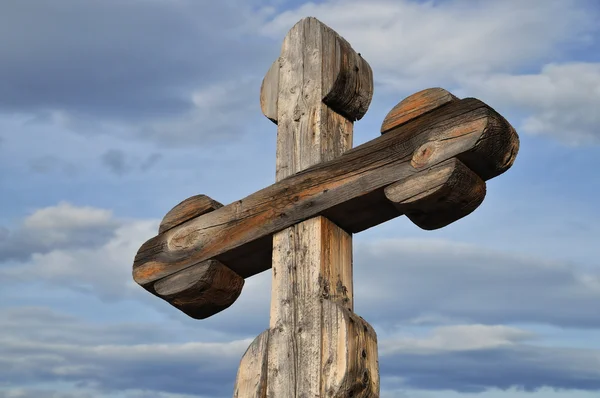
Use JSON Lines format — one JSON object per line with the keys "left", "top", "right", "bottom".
{"left": 154, "top": 259, "right": 245, "bottom": 319}
{"left": 321, "top": 35, "right": 374, "bottom": 121}
{"left": 260, "top": 59, "right": 279, "bottom": 124}
{"left": 234, "top": 329, "right": 269, "bottom": 397}
{"left": 132, "top": 238, "right": 167, "bottom": 291}
{"left": 159, "top": 194, "right": 223, "bottom": 234}
{"left": 381, "top": 87, "right": 458, "bottom": 134}
{"left": 385, "top": 158, "right": 486, "bottom": 230}
{"left": 397, "top": 97, "right": 520, "bottom": 183}
{"left": 321, "top": 301, "right": 380, "bottom": 397}
{"left": 133, "top": 194, "right": 223, "bottom": 291}
{"left": 278, "top": 17, "right": 374, "bottom": 122}
{"left": 320, "top": 20, "right": 374, "bottom": 121}
{"left": 458, "top": 109, "right": 520, "bottom": 181}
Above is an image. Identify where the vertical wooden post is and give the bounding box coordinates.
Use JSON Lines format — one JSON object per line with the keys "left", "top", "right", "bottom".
{"left": 235, "top": 17, "right": 379, "bottom": 397}
{"left": 269, "top": 18, "right": 355, "bottom": 397}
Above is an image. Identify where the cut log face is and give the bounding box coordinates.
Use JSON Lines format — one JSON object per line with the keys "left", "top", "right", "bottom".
{"left": 159, "top": 194, "right": 223, "bottom": 234}
{"left": 320, "top": 301, "right": 379, "bottom": 397}
{"left": 385, "top": 158, "right": 486, "bottom": 230}
{"left": 260, "top": 60, "right": 279, "bottom": 124}
{"left": 153, "top": 259, "right": 244, "bottom": 319}
{"left": 147, "top": 194, "right": 245, "bottom": 319}
{"left": 381, "top": 87, "right": 458, "bottom": 134}
{"left": 234, "top": 330, "right": 269, "bottom": 398}
{"left": 260, "top": 18, "right": 373, "bottom": 124}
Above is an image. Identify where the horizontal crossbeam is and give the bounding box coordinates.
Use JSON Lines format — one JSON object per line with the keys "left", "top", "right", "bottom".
{"left": 133, "top": 97, "right": 518, "bottom": 290}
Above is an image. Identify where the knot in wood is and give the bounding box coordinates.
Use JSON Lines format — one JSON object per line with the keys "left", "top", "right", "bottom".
{"left": 411, "top": 141, "right": 438, "bottom": 169}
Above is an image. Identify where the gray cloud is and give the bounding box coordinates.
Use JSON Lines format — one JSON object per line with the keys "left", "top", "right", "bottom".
{"left": 0, "top": 307, "right": 244, "bottom": 397}
{"left": 138, "top": 78, "right": 264, "bottom": 146}
{"left": 100, "top": 149, "right": 163, "bottom": 175}
{"left": 28, "top": 155, "right": 78, "bottom": 175}
{"left": 3, "top": 206, "right": 599, "bottom": 332}
{"left": 263, "top": 0, "right": 596, "bottom": 90}
{"left": 0, "top": 307, "right": 181, "bottom": 346}
{"left": 0, "top": 202, "right": 120, "bottom": 262}
{"left": 0, "top": 203, "right": 274, "bottom": 325}
{"left": 1, "top": 207, "right": 599, "bottom": 395}
{"left": 381, "top": 344, "right": 600, "bottom": 392}
{"left": 1, "top": 306, "right": 599, "bottom": 397}
{"left": 458, "top": 62, "right": 600, "bottom": 145}
{"left": 141, "top": 153, "right": 163, "bottom": 171}
{"left": 101, "top": 149, "right": 127, "bottom": 175}
{"left": 262, "top": 0, "right": 600, "bottom": 145}
{"left": 0, "top": 390, "right": 211, "bottom": 398}
{"left": 354, "top": 239, "right": 600, "bottom": 329}
{"left": 4, "top": 0, "right": 596, "bottom": 148}
{"left": 0, "top": 0, "right": 276, "bottom": 145}
{"left": 0, "top": 390, "right": 97, "bottom": 398}
{"left": 377, "top": 325, "right": 600, "bottom": 392}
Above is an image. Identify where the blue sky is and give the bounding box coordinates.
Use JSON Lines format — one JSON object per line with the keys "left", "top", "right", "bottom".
{"left": 1, "top": 0, "right": 599, "bottom": 397}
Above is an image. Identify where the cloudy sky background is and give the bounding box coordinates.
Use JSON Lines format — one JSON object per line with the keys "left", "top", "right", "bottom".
{"left": 1, "top": 0, "right": 599, "bottom": 397}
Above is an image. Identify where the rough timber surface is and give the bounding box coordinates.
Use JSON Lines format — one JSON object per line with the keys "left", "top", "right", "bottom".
{"left": 385, "top": 158, "right": 487, "bottom": 230}
{"left": 260, "top": 17, "right": 373, "bottom": 125}
{"left": 264, "top": 16, "right": 376, "bottom": 397}
{"left": 158, "top": 194, "right": 222, "bottom": 234}
{"left": 133, "top": 97, "right": 519, "bottom": 287}
{"left": 234, "top": 330, "right": 269, "bottom": 397}
{"left": 381, "top": 87, "right": 457, "bottom": 134}
{"left": 153, "top": 259, "right": 244, "bottom": 319}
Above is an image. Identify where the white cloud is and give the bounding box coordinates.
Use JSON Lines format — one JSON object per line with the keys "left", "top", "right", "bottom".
{"left": 0, "top": 203, "right": 155, "bottom": 299}
{"left": 18, "top": 220, "right": 156, "bottom": 299}
{"left": 0, "top": 202, "right": 122, "bottom": 261}
{"left": 262, "top": 0, "right": 595, "bottom": 91}
{"left": 460, "top": 62, "right": 600, "bottom": 144}
{"left": 260, "top": 0, "right": 600, "bottom": 145}
{"left": 141, "top": 79, "right": 262, "bottom": 146}
{"left": 23, "top": 201, "right": 115, "bottom": 234}
{"left": 380, "top": 324, "right": 535, "bottom": 354}
{"left": 0, "top": 203, "right": 273, "bottom": 334}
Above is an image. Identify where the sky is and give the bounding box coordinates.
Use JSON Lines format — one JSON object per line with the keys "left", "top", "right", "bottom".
{"left": 0, "top": 0, "right": 599, "bottom": 397}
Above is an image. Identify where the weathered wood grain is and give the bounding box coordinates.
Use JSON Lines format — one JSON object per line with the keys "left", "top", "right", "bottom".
{"left": 268, "top": 217, "right": 356, "bottom": 396}
{"left": 265, "top": 17, "right": 372, "bottom": 397}
{"left": 321, "top": 301, "right": 379, "bottom": 397}
{"left": 133, "top": 98, "right": 518, "bottom": 287}
{"left": 380, "top": 87, "right": 457, "bottom": 134}
{"left": 159, "top": 194, "right": 223, "bottom": 234}
{"left": 153, "top": 259, "right": 244, "bottom": 319}
{"left": 151, "top": 194, "right": 245, "bottom": 319}
{"left": 260, "top": 60, "right": 279, "bottom": 124}
{"left": 320, "top": 23, "right": 373, "bottom": 122}
{"left": 385, "top": 158, "right": 486, "bottom": 230}
{"left": 260, "top": 17, "right": 373, "bottom": 125}
{"left": 234, "top": 330, "right": 269, "bottom": 398}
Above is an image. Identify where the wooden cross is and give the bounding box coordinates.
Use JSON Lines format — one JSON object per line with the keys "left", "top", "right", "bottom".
{"left": 132, "top": 17, "right": 519, "bottom": 397}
